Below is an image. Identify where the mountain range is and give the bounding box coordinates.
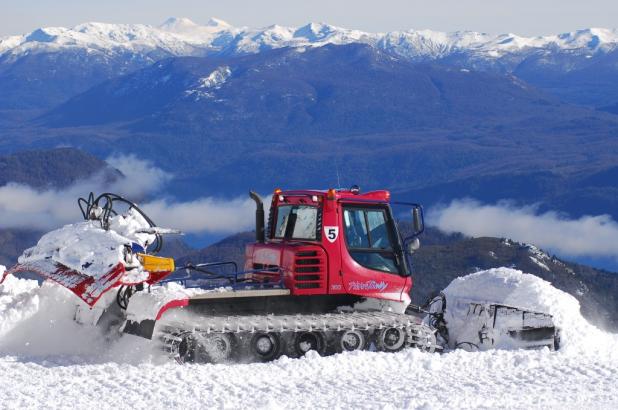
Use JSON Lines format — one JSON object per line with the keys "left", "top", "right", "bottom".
{"left": 3, "top": 42, "right": 616, "bottom": 221}
{"left": 5, "top": 18, "right": 617, "bottom": 62}
{"left": 1, "top": 18, "right": 618, "bottom": 270}
{"left": 1, "top": 18, "right": 618, "bottom": 111}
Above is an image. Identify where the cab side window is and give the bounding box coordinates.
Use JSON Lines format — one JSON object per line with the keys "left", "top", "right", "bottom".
{"left": 342, "top": 207, "right": 400, "bottom": 274}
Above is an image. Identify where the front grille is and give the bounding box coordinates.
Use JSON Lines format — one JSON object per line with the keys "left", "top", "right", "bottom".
{"left": 296, "top": 258, "right": 320, "bottom": 265}
{"left": 295, "top": 266, "right": 321, "bottom": 273}
{"left": 293, "top": 250, "right": 325, "bottom": 292}
{"left": 295, "top": 274, "right": 321, "bottom": 281}
{"left": 296, "top": 250, "right": 318, "bottom": 257}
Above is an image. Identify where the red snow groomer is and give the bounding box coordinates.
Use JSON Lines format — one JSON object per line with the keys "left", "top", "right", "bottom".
{"left": 1, "top": 188, "right": 559, "bottom": 363}
{"left": 124, "top": 187, "right": 437, "bottom": 362}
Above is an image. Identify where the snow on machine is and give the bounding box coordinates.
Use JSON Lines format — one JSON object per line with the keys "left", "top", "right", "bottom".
{"left": 1, "top": 188, "right": 560, "bottom": 362}
{"left": 427, "top": 294, "right": 560, "bottom": 351}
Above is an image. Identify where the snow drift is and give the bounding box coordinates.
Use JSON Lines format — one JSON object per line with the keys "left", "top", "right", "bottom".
{"left": 0, "top": 267, "right": 616, "bottom": 409}
{"left": 440, "top": 268, "right": 593, "bottom": 353}
{"left": 0, "top": 273, "right": 154, "bottom": 362}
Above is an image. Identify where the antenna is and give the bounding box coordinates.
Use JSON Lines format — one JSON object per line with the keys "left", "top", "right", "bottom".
{"left": 335, "top": 156, "right": 341, "bottom": 189}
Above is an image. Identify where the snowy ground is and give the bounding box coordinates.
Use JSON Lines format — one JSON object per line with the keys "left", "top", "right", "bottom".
{"left": 1, "top": 266, "right": 617, "bottom": 410}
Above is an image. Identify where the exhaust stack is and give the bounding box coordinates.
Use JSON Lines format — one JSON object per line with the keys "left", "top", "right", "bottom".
{"left": 249, "top": 191, "right": 265, "bottom": 243}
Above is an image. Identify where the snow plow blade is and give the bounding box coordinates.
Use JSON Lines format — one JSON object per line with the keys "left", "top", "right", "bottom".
{"left": 1, "top": 259, "right": 126, "bottom": 307}
{"left": 1, "top": 255, "right": 176, "bottom": 307}
{"left": 0, "top": 192, "right": 179, "bottom": 308}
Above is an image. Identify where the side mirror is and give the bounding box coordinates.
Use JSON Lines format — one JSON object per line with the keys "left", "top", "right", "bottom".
{"left": 412, "top": 207, "right": 424, "bottom": 234}
{"left": 407, "top": 237, "right": 420, "bottom": 254}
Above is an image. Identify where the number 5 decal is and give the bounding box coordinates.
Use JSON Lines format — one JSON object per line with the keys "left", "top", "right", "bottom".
{"left": 324, "top": 226, "right": 339, "bottom": 243}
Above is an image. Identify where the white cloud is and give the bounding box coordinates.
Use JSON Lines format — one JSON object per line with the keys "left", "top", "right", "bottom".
{"left": 429, "top": 199, "right": 618, "bottom": 259}
{"left": 0, "top": 154, "right": 172, "bottom": 230}
{"left": 143, "top": 196, "right": 262, "bottom": 234}
{"left": 105, "top": 155, "right": 171, "bottom": 199}
{"left": 0, "top": 154, "right": 263, "bottom": 234}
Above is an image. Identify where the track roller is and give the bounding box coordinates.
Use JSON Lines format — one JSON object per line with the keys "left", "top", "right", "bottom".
{"left": 196, "top": 333, "right": 234, "bottom": 363}
{"left": 294, "top": 331, "right": 326, "bottom": 356}
{"left": 250, "top": 332, "right": 282, "bottom": 362}
{"left": 339, "top": 330, "right": 366, "bottom": 352}
{"left": 376, "top": 327, "right": 406, "bottom": 352}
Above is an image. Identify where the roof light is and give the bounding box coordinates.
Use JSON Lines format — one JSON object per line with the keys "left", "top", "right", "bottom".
{"left": 327, "top": 188, "right": 336, "bottom": 200}
{"left": 278, "top": 195, "right": 284, "bottom": 201}
{"left": 350, "top": 185, "right": 360, "bottom": 194}
{"left": 274, "top": 188, "right": 282, "bottom": 195}
{"left": 312, "top": 195, "right": 318, "bottom": 202}
{"left": 385, "top": 190, "right": 391, "bottom": 200}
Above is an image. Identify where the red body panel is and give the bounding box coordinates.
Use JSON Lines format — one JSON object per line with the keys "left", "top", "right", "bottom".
{"left": 246, "top": 242, "right": 329, "bottom": 295}
{"left": 155, "top": 299, "right": 190, "bottom": 320}
{"left": 245, "top": 188, "right": 412, "bottom": 303}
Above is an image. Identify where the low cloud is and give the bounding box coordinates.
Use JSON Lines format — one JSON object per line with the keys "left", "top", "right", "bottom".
{"left": 0, "top": 154, "right": 261, "bottom": 234}
{"left": 106, "top": 155, "right": 171, "bottom": 198}
{"left": 429, "top": 199, "right": 618, "bottom": 259}
{"left": 143, "top": 197, "right": 261, "bottom": 234}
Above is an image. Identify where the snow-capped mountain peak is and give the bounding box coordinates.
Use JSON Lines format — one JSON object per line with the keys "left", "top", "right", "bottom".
{"left": 556, "top": 27, "right": 618, "bottom": 49}
{"left": 293, "top": 22, "right": 339, "bottom": 41}
{"left": 155, "top": 17, "right": 239, "bottom": 53}
{"left": 205, "top": 17, "right": 232, "bottom": 29}
{"left": 159, "top": 17, "right": 199, "bottom": 30}
{"left": 158, "top": 17, "right": 235, "bottom": 43}
{"left": 159, "top": 17, "right": 232, "bottom": 33}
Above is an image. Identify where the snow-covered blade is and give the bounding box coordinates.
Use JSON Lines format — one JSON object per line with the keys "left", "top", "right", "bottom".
{"left": 3, "top": 259, "right": 125, "bottom": 307}
{"left": 0, "top": 207, "right": 174, "bottom": 307}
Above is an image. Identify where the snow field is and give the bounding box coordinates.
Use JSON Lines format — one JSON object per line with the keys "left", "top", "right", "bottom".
{"left": 0, "top": 267, "right": 616, "bottom": 409}
{"left": 0, "top": 343, "right": 616, "bottom": 409}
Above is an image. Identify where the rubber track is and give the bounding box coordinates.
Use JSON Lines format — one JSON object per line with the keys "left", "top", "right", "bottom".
{"left": 158, "top": 310, "right": 439, "bottom": 353}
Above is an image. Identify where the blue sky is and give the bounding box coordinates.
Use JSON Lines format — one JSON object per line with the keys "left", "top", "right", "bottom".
{"left": 1, "top": 0, "right": 617, "bottom": 37}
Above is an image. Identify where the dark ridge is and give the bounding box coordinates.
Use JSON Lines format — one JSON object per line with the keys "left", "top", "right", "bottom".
{"left": 0, "top": 147, "right": 121, "bottom": 189}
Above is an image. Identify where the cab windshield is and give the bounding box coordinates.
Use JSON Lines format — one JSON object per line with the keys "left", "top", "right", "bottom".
{"left": 274, "top": 205, "right": 318, "bottom": 240}
{"left": 342, "top": 206, "right": 402, "bottom": 274}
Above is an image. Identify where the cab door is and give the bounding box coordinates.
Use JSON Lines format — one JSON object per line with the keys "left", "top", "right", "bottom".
{"left": 338, "top": 204, "right": 409, "bottom": 303}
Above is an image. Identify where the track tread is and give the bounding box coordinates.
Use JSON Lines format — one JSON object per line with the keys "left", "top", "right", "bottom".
{"left": 158, "top": 310, "right": 439, "bottom": 361}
